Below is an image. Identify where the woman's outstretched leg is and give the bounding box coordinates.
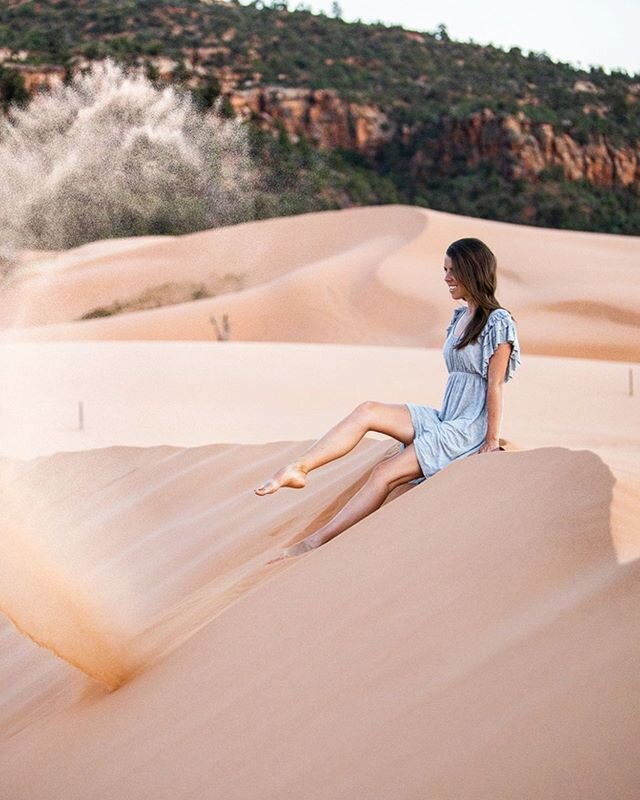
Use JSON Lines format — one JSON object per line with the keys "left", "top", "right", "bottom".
{"left": 254, "top": 401, "right": 414, "bottom": 496}
{"left": 267, "top": 443, "right": 423, "bottom": 563}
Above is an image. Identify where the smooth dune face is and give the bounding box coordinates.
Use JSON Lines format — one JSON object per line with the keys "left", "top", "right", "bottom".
{"left": 0, "top": 205, "right": 639, "bottom": 798}
{"left": 1, "top": 445, "right": 639, "bottom": 799}
{"left": 1, "top": 205, "right": 638, "bottom": 360}
{"left": 0, "top": 437, "right": 393, "bottom": 690}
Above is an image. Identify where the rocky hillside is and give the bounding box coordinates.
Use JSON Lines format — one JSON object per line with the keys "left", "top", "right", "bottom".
{"left": 0, "top": 0, "right": 638, "bottom": 234}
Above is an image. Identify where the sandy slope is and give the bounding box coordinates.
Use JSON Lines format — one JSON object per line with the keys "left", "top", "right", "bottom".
{"left": 0, "top": 205, "right": 639, "bottom": 797}
{"left": 1, "top": 206, "right": 639, "bottom": 360}
{"left": 1, "top": 444, "right": 639, "bottom": 799}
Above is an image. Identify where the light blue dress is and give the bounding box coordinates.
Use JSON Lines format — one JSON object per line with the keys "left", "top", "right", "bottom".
{"left": 400, "top": 306, "right": 521, "bottom": 485}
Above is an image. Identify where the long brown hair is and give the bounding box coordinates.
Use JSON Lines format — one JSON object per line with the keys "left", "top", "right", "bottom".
{"left": 446, "top": 237, "right": 516, "bottom": 350}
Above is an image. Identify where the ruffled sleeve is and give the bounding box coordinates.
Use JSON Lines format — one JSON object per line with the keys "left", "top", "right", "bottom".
{"left": 446, "top": 307, "right": 464, "bottom": 337}
{"left": 480, "top": 309, "right": 521, "bottom": 383}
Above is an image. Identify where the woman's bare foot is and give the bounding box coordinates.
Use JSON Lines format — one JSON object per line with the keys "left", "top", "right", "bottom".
{"left": 254, "top": 462, "right": 307, "bottom": 495}
{"left": 267, "top": 537, "right": 319, "bottom": 564}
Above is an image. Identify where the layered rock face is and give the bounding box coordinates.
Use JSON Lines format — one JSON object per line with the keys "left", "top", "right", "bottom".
{"left": 227, "top": 86, "right": 395, "bottom": 155}
{"left": 227, "top": 91, "right": 639, "bottom": 189}
{"left": 2, "top": 59, "right": 638, "bottom": 189}
{"left": 410, "top": 108, "right": 640, "bottom": 189}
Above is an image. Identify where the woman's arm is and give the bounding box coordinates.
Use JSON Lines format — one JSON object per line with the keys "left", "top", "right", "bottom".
{"left": 479, "top": 342, "right": 512, "bottom": 453}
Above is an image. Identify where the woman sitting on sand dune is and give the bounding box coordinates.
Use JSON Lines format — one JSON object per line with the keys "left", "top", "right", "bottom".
{"left": 256, "top": 237, "right": 521, "bottom": 563}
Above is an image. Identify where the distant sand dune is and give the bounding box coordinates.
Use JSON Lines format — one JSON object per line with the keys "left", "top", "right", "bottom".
{"left": 540, "top": 299, "right": 640, "bottom": 327}
{"left": 1, "top": 205, "right": 639, "bottom": 360}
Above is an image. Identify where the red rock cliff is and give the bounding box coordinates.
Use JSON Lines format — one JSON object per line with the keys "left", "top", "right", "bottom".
{"left": 226, "top": 86, "right": 395, "bottom": 156}
{"left": 410, "top": 108, "right": 640, "bottom": 189}
{"left": 3, "top": 62, "right": 639, "bottom": 189}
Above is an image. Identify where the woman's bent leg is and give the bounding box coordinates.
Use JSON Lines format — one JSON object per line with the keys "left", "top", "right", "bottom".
{"left": 255, "top": 402, "right": 414, "bottom": 495}
{"left": 297, "top": 401, "right": 415, "bottom": 472}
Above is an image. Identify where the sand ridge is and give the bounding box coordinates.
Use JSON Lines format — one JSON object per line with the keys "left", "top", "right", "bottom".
{"left": 1, "top": 205, "right": 638, "bottom": 360}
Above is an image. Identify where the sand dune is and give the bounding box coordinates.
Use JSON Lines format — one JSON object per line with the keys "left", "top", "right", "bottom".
{"left": 0, "top": 338, "right": 636, "bottom": 563}
{"left": 0, "top": 437, "right": 394, "bottom": 689}
{"left": 1, "top": 445, "right": 639, "bottom": 798}
{"left": 1, "top": 205, "right": 639, "bottom": 797}
{"left": 0, "top": 613, "right": 88, "bottom": 740}
{"left": 1, "top": 206, "right": 638, "bottom": 360}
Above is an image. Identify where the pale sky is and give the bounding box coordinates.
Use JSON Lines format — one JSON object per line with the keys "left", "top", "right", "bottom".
{"left": 242, "top": 0, "right": 639, "bottom": 75}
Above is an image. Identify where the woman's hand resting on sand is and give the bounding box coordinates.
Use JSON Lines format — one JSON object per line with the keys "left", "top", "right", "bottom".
{"left": 477, "top": 437, "right": 501, "bottom": 454}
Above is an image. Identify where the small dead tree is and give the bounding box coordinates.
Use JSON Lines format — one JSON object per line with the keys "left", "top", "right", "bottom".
{"left": 209, "top": 313, "right": 230, "bottom": 341}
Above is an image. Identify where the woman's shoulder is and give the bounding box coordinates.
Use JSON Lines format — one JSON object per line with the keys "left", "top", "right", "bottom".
{"left": 488, "top": 307, "right": 512, "bottom": 319}
{"left": 486, "top": 307, "right": 515, "bottom": 326}
{"left": 479, "top": 308, "right": 517, "bottom": 341}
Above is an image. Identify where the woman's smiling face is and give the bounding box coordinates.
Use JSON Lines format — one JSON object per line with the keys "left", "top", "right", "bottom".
{"left": 443, "top": 255, "right": 467, "bottom": 301}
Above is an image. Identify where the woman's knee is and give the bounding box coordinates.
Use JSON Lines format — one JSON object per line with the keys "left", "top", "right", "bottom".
{"left": 369, "top": 444, "right": 423, "bottom": 489}
{"left": 352, "top": 400, "right": 379, "bottom": 424}
{"left": 368, "top": 458, "right": 404, "bottom": 490}
{"left": 350, "top": 401, "right": 415, "bottom": 447}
